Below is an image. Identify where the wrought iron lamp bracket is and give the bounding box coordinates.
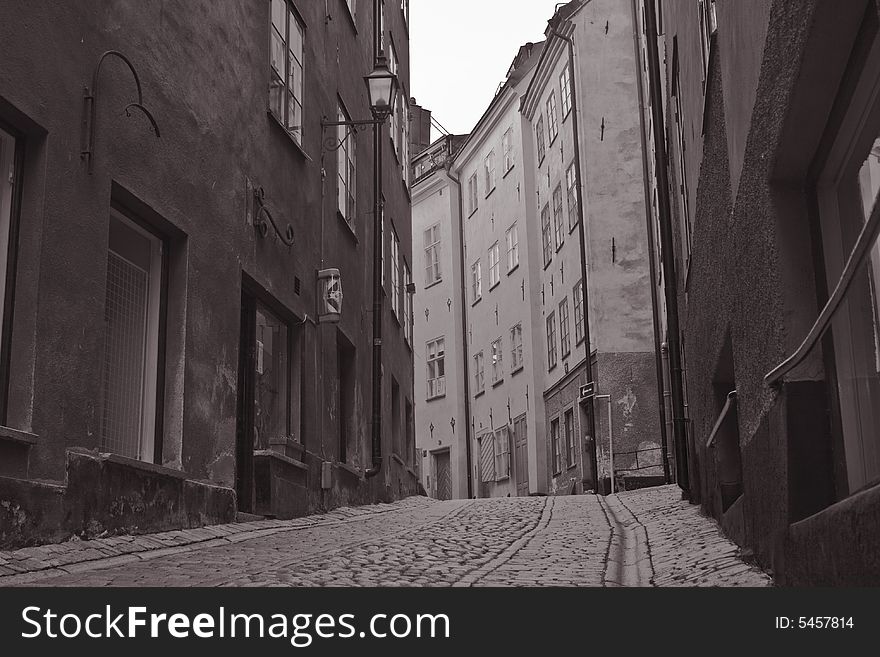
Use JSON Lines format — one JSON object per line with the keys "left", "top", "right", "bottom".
{"left": 253, "top": 186, "right": 295, "bottom": 247}
{"left": 320, "top": 116, "right": 385, "bottom": 153}
{"left": 81, "top": 50, "right": 161, "bottom": 174}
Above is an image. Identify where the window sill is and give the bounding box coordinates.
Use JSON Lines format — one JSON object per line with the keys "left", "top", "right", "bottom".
{"left": 511, "top": 366, "right": 524, "bottom": 377}
{"left": 337, "top": 211, "right": 358, "bottom": 242}
{"left": 342, "top": 3, "right": 358, "bottom": 33}
{"left": 556, "top": 241, "right": 565, "bottom": 253}
{"left": 468, "top": 208, "right": 479, "bottom": 219}
{"left": 563, "top": 108, "right": 572, "bottom": 122}
{"left": 575, "top": 337, "right": 585, "bottom": 348}
{"left": 552, "top": 470, "right": 563, "bottom": 478}
{"left": 549, "top": 134, "right": 559, "bottom": 147}
{"left": 254, "top": 450, "right": 309, "bottom": 472}
{"left": 543, "top": 260, "right": 552, "bottom": 271}
{"left": 538, "top": 155, "right": 546, "bottom": 168}
{"left": 0, "top": 425, "right": 38, "bottom": 446}
{"left": 502, "top": 165, "right": 515, "bottom": 179}
{"left": 507, "top": 264, "right": 520, "bottom": 276}
{"left": 567, "top": 462, "right": 578, "bottom": 471}
{"left": 391, "top": 453, "right": 406, "bottom": 468}
{"left": 548, "top": 363, "right": 558, "bottom": 373}
{"left": 424, "top": 279, "right": 443, "bottom": 290}
{"left": 562, "top": 350, "right": 571, "bottom": 361}
{"left": 474, "top": 390, "right": 486, "bottom": 399}
{"left": 426, "top": 394, "right": 447, "bottom": 403}
{"left": 472, "top": 296, "right": 482, "bottom": 307}
{"left": 569, "top": 221, "right": 579, "bottom": 235}
{"left": 489, "top": 281, "right": 500, "bottom": 292}
{"left": 268, "top": 111, "right": 310, "bottom": 160}
{"left": 485, "top": 187, "right": 496, "bottom": 200}
{"left": 492, "top": 378, "right": 504, "bottom": 388}
{"left": 495, "top": 475, "right": 510, "bottom": 482}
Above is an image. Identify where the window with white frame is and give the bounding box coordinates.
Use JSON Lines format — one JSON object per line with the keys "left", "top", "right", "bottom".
{"left": 536, "top": 116, "right": 546, "bottom": 163}
{"left": 391, "top": 227, "right": 400, "bottom": 318}
{"left": 560, "top": 64, "right": 573, "bottom": 117}
{"left": 401, "top": 96, "right": 411, "bottom": 186}
{"left": 547, "top": 311, "right": 558, "bottom": 370}
{"left": 468, "top": 173, "right": 479, "bottom": 215}
{"left": 101, "top": 211, "right": 164, "bottom": 462}
{"left": 337, "top": 102, "right": 356, "bottom": 226}
{"left": 489, "top": 242, "right": 501, "bottom": 289}
{"left": 541, "top": 204, "right": 552, "bottom": 267}
{"left": 491, "top": 337, "right": 503, "bottom": 384}
{"left": 547, "top": 93, "right": 559, "bottom": 143}
{"left": 269, "top": 0, "right": 304, "bottom": 144}
{"left": 698, "top": 0, "right": 717, "bottom": 93}
{"left": 404, "top": 263, "right": 412, "bottom": 344}
{"left": 510, "top": 323, "right": 523, "bottom": 372}
{"left": 471, "top": 259, "right": 482, "bottom": 303}
{"left": 573, "top": 280, "right": 584, "bottom": 345}
{"left": 493, "top": 426, "right": 511, "bottom": 480}
{"left": 0, "top": 125, "right": 19, "bottom": 401}
{"left": 553, "top": 184, "right": 565, "bottom": 249}
{"left": 502, "top": 128, "right": 514, "bottom": 173}
{"left": 389, "top": 40, "right": 400, "bottom": 157}
{"left": 551, "top": 418, "right": 561, "bottom": 474}
{"left": 506, "top": 223, "right": 519, "bottom": 272}
{"left": 424, "top": 222, "right": 442, "bottom": 286}
{"left": 426, "top": 337, "right": 446, "bottom": 399}
{"left": 559, "top": 297, "right": 571, "bottom": 358}
{"left": 484, "top": 150, "right": 496, "bottom": 194}
{"left": 345, "top": 0, "right": 356, "bottom": 20}
{"left": 379, "top": 0, "right": 386, "bottom": 54}
{"left": 401, "top": 0, "right": 409, "bottom": 25}
{"left": 474, "top": 350, "right": 485, "bottom": 394}
{"left": 566, "top": 162, "right": 579, "bottom": 229}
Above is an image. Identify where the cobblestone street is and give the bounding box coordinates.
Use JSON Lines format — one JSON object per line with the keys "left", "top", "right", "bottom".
{"left": 0, "top": 486, "right": 771, "bottom": 587}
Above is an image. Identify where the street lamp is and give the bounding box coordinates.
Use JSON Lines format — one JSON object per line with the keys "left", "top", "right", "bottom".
{"left": 320, "top": 55, "right": 399, "bottom": 480}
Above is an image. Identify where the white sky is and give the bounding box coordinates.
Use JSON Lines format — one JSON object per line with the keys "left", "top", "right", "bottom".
{"left": 410, "top": 0, "right": 566, "bottom": 139}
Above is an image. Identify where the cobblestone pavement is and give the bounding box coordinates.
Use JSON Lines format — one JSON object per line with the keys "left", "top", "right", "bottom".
{"left": 0, "top": 486, "right": 772, "bottom": 587}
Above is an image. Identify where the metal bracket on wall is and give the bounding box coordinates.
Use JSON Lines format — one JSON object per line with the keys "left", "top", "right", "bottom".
{"left": 253, "top": 186, "right": 295, "bottom": 247}
{"left": 80, "top": 50, "right": 160, "bottom": 174}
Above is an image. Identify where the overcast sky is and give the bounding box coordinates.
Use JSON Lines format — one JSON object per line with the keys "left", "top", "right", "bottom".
{"left": 410, "top": 0, "right": 565, "bottom": 140}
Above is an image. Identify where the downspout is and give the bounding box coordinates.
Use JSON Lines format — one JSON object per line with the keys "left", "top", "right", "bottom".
{"left": 366, "top": 0, "right": 384, "bottom": 478}
{"left": 643, "top": 0, "right": 690, "bottom": 495}
{"left": 551, "top": 26, "right": 599, "bottom": 492}
{"left": 445, "top": 158, "right": 475, "bottom": 499}
{"left": 629, "top": 0, "right": 671, "bottom": 483}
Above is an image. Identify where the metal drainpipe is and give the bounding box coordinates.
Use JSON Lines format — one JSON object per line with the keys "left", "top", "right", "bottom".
{"left": 629, "top": 0, "right": 671, "bottom": 484}
{"left": 551, "top": 26, "right": 600, "bottom": 492}
{"left": 445, "top": 159, "right": 475, "bottom": 499}
{"left": 643, "top": 0, "right": 690, "bottom": 495}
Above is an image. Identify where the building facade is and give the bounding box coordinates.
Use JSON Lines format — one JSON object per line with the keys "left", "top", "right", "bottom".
{"left": 522, "top": 0, "right": 663, "bottom": 494}
{"left": 0, "top": 0, "right": 418, "bottom": 548}
{"left": 452, "top": 42, "right": 548, "bottom": 498}
{"left": 652, "top": 0, "right": 880, "bottom": 584}
{"left": 411, "top": 134, "right": 471, "bottom": 500}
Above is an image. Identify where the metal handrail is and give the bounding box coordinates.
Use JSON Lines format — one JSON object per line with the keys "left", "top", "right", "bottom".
{"left": 765, "top": 187, "right": 880, "bottom": 387}
{"left": 706, "top": 391, "right": 737, "bottom": 448}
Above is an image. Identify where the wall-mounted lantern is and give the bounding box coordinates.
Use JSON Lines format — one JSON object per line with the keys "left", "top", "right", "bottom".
{"left": 318, "top": 268, "right": 343, "bottom": 323}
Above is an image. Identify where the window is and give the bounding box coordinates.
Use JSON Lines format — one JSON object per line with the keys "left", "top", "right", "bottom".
{"left": 564, "top": 409, "right": 575, "bottom": 469}
{"left": 468, "top": 173, "right": 479, "bottom": 215}
{"left": 813, "top": 24, "right": 880, "bottom": 495}
{"left": 474, "top": 350, "right": 485, "bottom": 394}
{"left": 553, "top": 184, "right": 565, "bottom": 249}
{"left": 541, "top": 204, "right": 553, "bottom": 267}
{"left": 506, "top": 223, "right": 519, "bottom": 272}
{"left": 403, "top": 263, "right": 412, "bottom": 344}
{"left": 502, "top": 128, "right": 514, "bottom": 173}
{"left": 551, "top": 418, "right": 561, "bottom": 474}
{"left": 493, "top": 426, "right": 511, "bottom": 480}
{"left": 510, "top": 323, "right": 523, "bottom": 372}
{"left": 0, "top": 125, "right": 20, "bottom": 411}
{"left": 489, "top": 242, "right": 501, "bottom": 289}
{"left": 401, "top": 0, "right": 409, "bottom": 26}
{"left": 566, "top": 162, "right": 579, "bottom": 229}
{"left": 559, "top": 297, "right": 571, "bottom": 358}
{"left": 471, "top": 259, "right": 482, "bottom": 303}
{"left": 426, "top": 337, "right": 446, "bottom": 399}
{"left": 424, "top": 222, "right": 441, "bottom": 286}
{"left": 491, "top": 337, "right": 503, "bottom": 384}
{"left": 337, "top": 102, "right": 356, "bottom": 226}
{"left": 484, "top": 150, "right": 496, "bottom": 194}
{"left": 574, "top": 280, "right": 585, "bottom": 345}
{"left": 389, "top": 41, "right": 400, "bottom": 157}
{"left": 379, "top": 0, "right": 386, "bottom": 54}
{"left": 344, "top": 0, "right": 356, "bottom": 20}
{"left": 536, "top": 116, "right": 546, "bottom": 163}
{"left": 401, "top": 96, "right": 411, "bottom": 186}
{"left": 546, "top": 311, "right": 558, "bottom": 370}
{"left": 101, "top": 211, "right": 164, "bottom": 462}
{"left": 547, "top": 93, "right": 559, "bottom": 143}
{"left": 269, "top": 0, "right": 304, "bottom": 145}
{"left": 391, "top": 227, "right": 400, "bottom": 319}
{"left": 698, "top": 0, "right": 717, "bottom": 92}
{"left": 560, "top": 64, "right": 573, "bottom": 117}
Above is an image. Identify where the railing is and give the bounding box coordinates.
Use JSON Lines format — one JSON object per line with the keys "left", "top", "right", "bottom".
{"left": 765, "top": 187, "right": 880, "bottom": 386}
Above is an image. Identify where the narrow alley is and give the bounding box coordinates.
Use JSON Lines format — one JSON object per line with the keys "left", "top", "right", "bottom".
{"left": 0, "top": 486, "right": 769, "bottom": 588}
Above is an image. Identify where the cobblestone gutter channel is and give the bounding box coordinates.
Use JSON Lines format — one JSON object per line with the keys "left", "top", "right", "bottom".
{"left": 599, "top": 494, "right": 654, "bottom": 587}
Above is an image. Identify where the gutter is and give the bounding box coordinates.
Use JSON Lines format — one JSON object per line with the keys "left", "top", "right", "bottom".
{"left": 444, "top": 160, "right": 475, "bottom": 499}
